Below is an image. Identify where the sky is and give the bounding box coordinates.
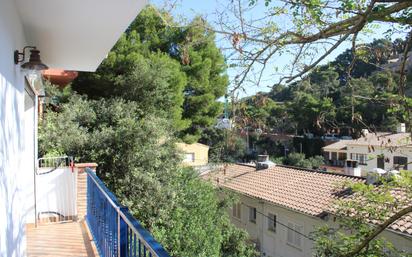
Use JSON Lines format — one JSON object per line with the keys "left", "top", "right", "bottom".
{"left": 150, "top": 0, "right": 406, "bottom": 97}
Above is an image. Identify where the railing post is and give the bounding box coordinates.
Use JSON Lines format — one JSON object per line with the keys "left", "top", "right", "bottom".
{"left": 119, "top": 206, "right": 129, "bottom": 257}
{"left": 117, "top": 209, "right": 121, "bottom": 257}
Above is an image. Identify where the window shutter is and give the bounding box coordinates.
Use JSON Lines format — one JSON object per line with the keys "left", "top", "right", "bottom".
{"left": 287, "top": 223, "right": 294, "bottom": 244}
{"left": 294, "top": 225, "right": 303, "bottom": 247}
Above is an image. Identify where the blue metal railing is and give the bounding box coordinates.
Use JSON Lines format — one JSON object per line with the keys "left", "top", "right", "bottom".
{"left": 86, "top": 168, "right": 170, "bottom": 257}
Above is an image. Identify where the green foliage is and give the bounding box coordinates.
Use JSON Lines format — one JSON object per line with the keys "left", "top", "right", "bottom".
{"left": 72, "top": 37, "right": 188, "bottom": 131}
{"left": 179, "top": 17, "right": 229, "bottom": 142}
{"left": 151, "top": 169, "right": 258, "bottom": 257}
{"left": 243, "top": 38, "right": 412, "bottom": 136}
{"left": 313, "top": 172, "right": 412, "bottom": 256}
{"left": 282, "top": 152, "right": 324, "bottom": 169}
{"left": 200, "top": 128, "right": 247, "bottom": 163}
{"left": 287, "top": 91, "right": 335, "bottom": 134}
{"left": 39, "top": 86, "right": 257, "bottom": 257}
{"left": 72, "top": 6, "right": 228, "bottom": 142}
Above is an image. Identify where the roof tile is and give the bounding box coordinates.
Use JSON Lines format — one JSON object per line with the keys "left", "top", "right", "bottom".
{"left": 202, "top": 164, "right": 412, "bottom": 237}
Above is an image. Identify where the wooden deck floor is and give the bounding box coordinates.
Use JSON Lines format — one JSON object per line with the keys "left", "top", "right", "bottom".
{"left": 27, "top": 221, "right": 99, "bottom": 257}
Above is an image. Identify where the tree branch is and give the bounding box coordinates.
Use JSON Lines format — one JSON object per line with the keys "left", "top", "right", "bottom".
{"left": 284, "top": 0, "right": 377, "bottom": 83}
{"left": 340, "top": 205, "right": 412, "bottom": 257}
{"left": 398, "top": 28, "right": 412, "bottom": 96}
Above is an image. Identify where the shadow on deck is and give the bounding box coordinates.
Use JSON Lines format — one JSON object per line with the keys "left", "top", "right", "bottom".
{"left": 27, "top": 221, "right": 98, "bottom": 257}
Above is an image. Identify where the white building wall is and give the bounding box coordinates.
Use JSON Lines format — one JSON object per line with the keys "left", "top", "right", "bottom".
{"left": 0, "top": 1, "right": 34, "bottom": 256}
{"left": 347, "top": 145, "right": 412, "bottom": 173}
{"left": 231, "top": 195, "right": 323, "bottom": 257}
{"left": 231, "top": 194, "right": 412, "bottom": 257}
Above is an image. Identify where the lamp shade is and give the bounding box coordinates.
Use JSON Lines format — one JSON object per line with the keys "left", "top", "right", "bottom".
{"left": 21, "top": 49, "right": 48, "bottom": 71}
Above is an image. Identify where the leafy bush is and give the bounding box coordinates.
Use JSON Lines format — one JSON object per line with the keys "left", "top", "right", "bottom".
{"left": 39, "top": 88, "right": 257, "bottom": 257}
{"left": 283, "top": 153, "right": 324, "bottom": 169}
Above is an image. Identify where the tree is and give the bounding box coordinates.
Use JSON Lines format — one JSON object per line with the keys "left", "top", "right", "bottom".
{"left": 287, "top": 91, "right": 336, "bottom": 134}
{"left": 313, "top": 172, "right": 412, "bottom": 257}
{"left": 178, "top": 17, "right": 229, "bottom": 142}
{"left": 73, "top": 6, "right": 229, "bottom": 142}
{"left": 331, "top": 39, "right": 394, "bottom": 84}
{"left": 39, "top": 85, "right": 257, "bottom": 257}
{"left": 152, "top": 169, "right": 258, "bottom": 257}
{"left": 283, "top": 152, "right": 324, "bottom": 169}
{"left": 235, "top": 93, "right": 278, "bottom": 131}
{"left": 208, "top": 0, "right": 412, "bottom": 137}
{"left": 237, "top": 39, "right": 409, "bottom": 135}
{"left": 128, "top": 8, "right": 229, "bottom": 142}
{"left": 72, "top": 33, "right": 189, "bottom": 131}
{"left": 210, "top": 0, "right": 412, "bottom": 89}
{"left": 200, "top": 127, "right": 247, "bottom": 163}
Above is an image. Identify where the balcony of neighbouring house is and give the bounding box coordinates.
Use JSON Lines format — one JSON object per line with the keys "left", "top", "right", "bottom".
{"left": 27, "top": 160, "right": 169, "bottom": 257}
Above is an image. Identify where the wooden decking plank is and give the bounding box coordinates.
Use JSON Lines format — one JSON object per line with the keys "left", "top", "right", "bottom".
{"left": 27, "top": 221, "right": 99, "bottom": 257}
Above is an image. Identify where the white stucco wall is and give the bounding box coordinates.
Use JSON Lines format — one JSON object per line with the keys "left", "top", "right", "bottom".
{"left": 347, "top": 145, "right": 412, "bottom": 173}
{"left": 231, "top": 195, "right": 323, "bottom": 257}
{"left": 36, "top": 167, "right": 77, "bottom": 219}
{"left": 0, "top": 1, "right": 34, "bottom": 256}
{"left": 230, "top": 194, "right": 412, "bottom": 257}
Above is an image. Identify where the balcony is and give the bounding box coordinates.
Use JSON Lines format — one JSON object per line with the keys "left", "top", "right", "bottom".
{"left": 27, "top": 163, "right": 169, "bottom": 257}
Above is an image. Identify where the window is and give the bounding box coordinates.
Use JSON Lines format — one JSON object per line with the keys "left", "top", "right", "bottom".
{"left": 323, "top": 151, "right": 329, "bottom": 162}
{"left": 393, "top": 156, "right": 408, "bottom": 170}
{"left": 249, "top": 207, "right": 256, "bottom": 223}
{"left": 183, "top": 153, "right": 195, "bottom": 163}
{"left": 338, "top": 152, "right": 347, "bottom": 161}
{"left": 287, "top": 222, "right": 303, "bottom": 249}
{"left": 350, "top": 153, "right": 367, "bottom": 165}
{"left": 267, "top": 213, "right": 276, "bottom": 232}
{"left": 232, "top": 203, "right": 241, "bottom": 219}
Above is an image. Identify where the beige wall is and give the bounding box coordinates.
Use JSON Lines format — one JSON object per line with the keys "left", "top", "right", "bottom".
{"left": 176, "top": 143, "right": 209, "bottom": 166}
{"left": 230, "top": 194, "right": 412, "bottom": 257}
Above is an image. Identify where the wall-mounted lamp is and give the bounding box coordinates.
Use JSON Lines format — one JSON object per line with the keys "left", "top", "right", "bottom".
{"left": 14, "top": 46, "right": 48, "bottom": 71}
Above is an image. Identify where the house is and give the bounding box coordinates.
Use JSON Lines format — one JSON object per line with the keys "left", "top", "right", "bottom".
{"left": 323, "top": 125, "right": 412, "bottom": 176}
{"left": 1, "top": 1, "right": 169, "bottom": 256}
{"left": 177, "top": 142, "right": 209, "bottom": 166}
{"left": 383, "top": 50, "right": 412, "bottom": 73}
{"left": 202, "top": 163, "right": 412, "bottom": 257}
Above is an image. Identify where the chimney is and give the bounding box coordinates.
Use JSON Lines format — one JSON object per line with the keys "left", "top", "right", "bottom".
{"left": 256, "top": 155, "right": 275, "bottom": 170}
{"left": 397, "top": 123, "right": 406, "bottom": 133}
{"left": 366, "top": 168, "right": 386, "bottom": 185}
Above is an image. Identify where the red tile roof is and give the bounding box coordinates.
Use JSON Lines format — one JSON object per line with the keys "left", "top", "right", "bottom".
{"left": 202, "top": 164, "right": 363, "bottom": 216}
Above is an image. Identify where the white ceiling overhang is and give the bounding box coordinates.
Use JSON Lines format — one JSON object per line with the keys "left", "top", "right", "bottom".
{"left": 15, "top": 0, "right": 146, "bottom": 71}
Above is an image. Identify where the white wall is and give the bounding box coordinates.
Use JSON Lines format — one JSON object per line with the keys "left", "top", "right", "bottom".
{"left": 231, "top": 195, "right": 323, "bottom": 257}
{"left": 230, "top": 194, "right": 412, "bottom": 257}
{"left": 347, "top": 145, "right": 412, "bottom": 173}
{"left": 35, "top": 167, "right": 77, "bottom": 220}
{"left": 0, "top": 1, "right": 32, "bottom": 256}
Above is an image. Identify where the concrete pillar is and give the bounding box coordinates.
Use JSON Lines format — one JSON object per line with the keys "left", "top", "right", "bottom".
{"left": 75, "top": 163, "right": 98, "bottom": 221}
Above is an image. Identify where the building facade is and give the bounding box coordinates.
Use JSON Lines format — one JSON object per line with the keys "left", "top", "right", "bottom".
{"left": 177, "top": 142, "right": 209, "bottom": 166}
{"left": 323, "top": 128, "right": 412, "bottom": 176}
{"left": 231, "top": 194, "right": 412, "bottom": 257}
{"left": 203, "top": 164, "right": 412, "bottom": 257}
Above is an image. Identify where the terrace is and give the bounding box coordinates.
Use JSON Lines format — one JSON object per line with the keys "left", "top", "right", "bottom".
{"left": 26, "top": 162, "right": 169, "bottom": 257}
